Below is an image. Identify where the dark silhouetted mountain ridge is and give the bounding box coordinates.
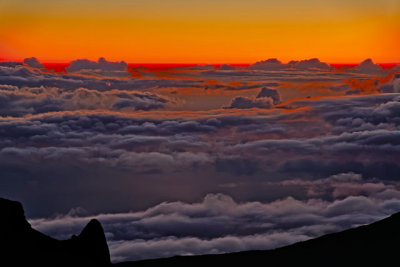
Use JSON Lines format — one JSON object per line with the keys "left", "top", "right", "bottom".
{"left": 0, "top": 197, "right": 111, "bottom": 266}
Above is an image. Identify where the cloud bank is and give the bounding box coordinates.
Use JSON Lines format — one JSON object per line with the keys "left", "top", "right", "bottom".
{"left": 30, "top": 177, "right": 400, "bottom": 262}
{"left": 1, "top": 56, "right": 400, "bottom": 263}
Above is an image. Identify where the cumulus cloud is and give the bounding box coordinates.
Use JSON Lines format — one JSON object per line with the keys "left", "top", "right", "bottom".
{"left": 23, "top": 57, "right": 45, "bottom": 70}
{"left": 248, "top": 58, "right": 285, "bottom": 70}
{"left": 288, "top": 58, "right": 332, "bottom": 70}
{"left": 65, "top": 57, "right": 131, "bottom": 78}
{"left": 227, "top": 96, "right": 274, "bottom": 109}
{"left": 248, "top": 58, "right": 333, "bottom": 71}
{"left": 350, "top": 58, "right": 383, "bottom": 74}
{"left": 67, "top": 57, "right": 128, "bottom": 72}
{"left": 248, "top": 58, "right": 331, "bottom": 71}
{"left": 256, "top": 87, "right": 281, "bottom": 104}
{"left": 218, "top": 64, "right": 235, "bottom": 70}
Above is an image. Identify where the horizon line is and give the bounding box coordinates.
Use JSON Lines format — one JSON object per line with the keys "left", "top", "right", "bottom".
{"left": 2, "top": 60, "right": 400, "bottom": 65}
{"left": 1, "top": 57, "right": 399, "bottom": 66}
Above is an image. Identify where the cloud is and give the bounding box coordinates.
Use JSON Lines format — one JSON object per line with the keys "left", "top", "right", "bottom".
{"left": 29, "top": 188, "right": 400, "bottom": 262}
{"left": 349, "top": 58, "right": 383, "bottom": 74}
{"left": 67, "top": 57, "right": 128, "bottom": 72}
{"left": 2, "top": 57, "right": 400, "bottom": 265}
{"left": 0, "top": 87, "right": 173, "bottom": 116}
{"left": 1, "top": 93, "right": 400, "bottom": 218}
{"left": 256, "top": 87, "right": 281, "bottom": 104}
{"left": 1, "top": 92, "right": 400, "bottom": 214}
{"left": 218, "top": 64, "right": 235, "bottom": 70}
{"left": 248, "top": 58, "right": 285, "bottom": 70}
{"left": 279, "top": 172, "right": 396, "bottom": 198}
{"left": 0, "top": 63, "right": 203, "bottom": 93}
{"left": 23, "top": 57, "right": 45, "bottom": 70}
{"left": 0, "top": 61, "right": 23, "bottom": 68}
{"left": 248, "top": 58, "right": 331, "bottom": 71}
{"left": 287, "top": 58, "right": 332, "bottom": 70}
{"left": 215, "top": 157, "right": 259, "bottom": 176}
{"left": 175, "top": 65, "right": 215, "bottom": 71}
{"left": 390, "top": 65, "right": 400, "bottom": 72}
{"left": 227, "top": 96, "right": 274, "bottom": 109}
{"left": 280, "top": 159, "right": 400, "bottom": 181}
{"left": 378, "top": 75, "right": 400, "bottom": 93}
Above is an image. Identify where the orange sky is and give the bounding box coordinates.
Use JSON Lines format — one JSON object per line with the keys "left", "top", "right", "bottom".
{"left": 0, "top": 0, "right": 399, "bottom": 63}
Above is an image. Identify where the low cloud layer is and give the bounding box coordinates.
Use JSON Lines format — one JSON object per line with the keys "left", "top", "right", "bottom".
{"left": 30, "top": 174, "right": 400, "bottom": 262}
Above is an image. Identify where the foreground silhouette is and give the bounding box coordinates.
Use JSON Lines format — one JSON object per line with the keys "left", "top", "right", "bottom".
{"left": 0, "top": 198, "right": 110, "bottom": 266}
{"left": 2, "top": 197, "right": 400, "bottom": 266}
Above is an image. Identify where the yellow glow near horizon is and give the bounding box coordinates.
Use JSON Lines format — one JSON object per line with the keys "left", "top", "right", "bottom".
{"left": 0, "top": 0, "right": 399, "bottom": 63}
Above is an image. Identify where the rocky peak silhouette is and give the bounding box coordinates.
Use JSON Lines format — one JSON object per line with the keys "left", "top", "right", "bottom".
{"left": 0, "top": 197, "right": 111, "bottom": 266}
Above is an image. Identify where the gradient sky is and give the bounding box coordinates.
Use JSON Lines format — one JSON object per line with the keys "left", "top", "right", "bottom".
{"left": 1, "top": 0, "right": 399, "bottom": 63}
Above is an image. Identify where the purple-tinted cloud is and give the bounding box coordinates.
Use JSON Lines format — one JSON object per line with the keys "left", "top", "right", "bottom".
{"left": 287, "top": 58, "right": 332, "bottom": 70}
{"left": 248, "top": 58, "right": 285, "bottom": 70}
{"left": 23, "top": 57, "right": 45, "bottom": 70}
{"left": 30, "top": 183, "right": 400, "bottom": 262}
{"left": 67, "top": 57, "right": 128, "bottom": 72}
{"left": 350, "top": 58, "right": 383, "bottom": 74}
{"left": 228, "top": 96, "right": 274, "bottom": 109}
{"left": 256, "top": 87, "right": 281, "bottom": 104}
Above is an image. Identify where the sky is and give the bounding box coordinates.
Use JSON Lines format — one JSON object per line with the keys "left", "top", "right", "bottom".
{"left": 0, "top": 0, "right": 399, "bottom": 63}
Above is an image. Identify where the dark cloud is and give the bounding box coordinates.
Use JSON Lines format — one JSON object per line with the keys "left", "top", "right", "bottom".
{"left": 227, "top": 96, "right": 274, "bottom": 109}
{"left": 218, "top": 64, "right": 235, "bottom": 70}
{"left": 0, "top": 64, "right": 203, "bottom": 92}
{"left": 288, "top": 58, "right": 332, "bottom": 70}
{"left": 256, "top": 87, "right": 281, "bottom": 104}
{"left": 391, "top": 65, "right": 400, "bottom": 72}
{"left": 378, "top": 76, "right": 400, "bottom": 93}
{"left": 1, "top": 93, "right": 400, "bottom": 219}
{"left": 0, "top": 87, "right": 172, "bottom": 116}
{"left": 279, "top": 159, "right": 400, "bottom": 181}
{"left": 0, "top": 61, "right": 23, "bottom": 68}
{"left": 67, "top": 57, "right": 128, "bottom": 72}
{"left": 175, "top": 65, "right": 214, "bottom": 71}
{"left": 215, "top": 157, "right": 259, "bottom": 176}
{"left": 247, "top": 58, "right": 331, "bottom": 71}
{"left": 23, "top": 57, "right": 45, "bottom": 70}
{"left": 349, "top": 58, "right": 384, "bottom": 74}
{"left": 248, "top": 58, "right": 285, "bottom": 70}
